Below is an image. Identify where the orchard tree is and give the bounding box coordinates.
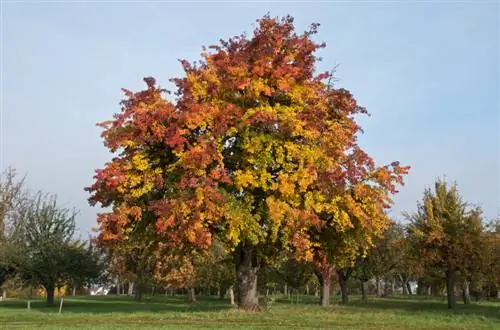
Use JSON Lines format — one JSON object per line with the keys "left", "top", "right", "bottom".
{"left": 13, "top": 192, "right": 79, "bottom": 305}
{"left": 406, "top": 179, "right": 485, "bottom": 309}
{"left": 87, "top": 14, "right": 408, "bottom": 310}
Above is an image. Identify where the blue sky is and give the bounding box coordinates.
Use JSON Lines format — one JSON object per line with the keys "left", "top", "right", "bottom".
{"left": 2, "top": 1, "right": 499, "bottom": 235}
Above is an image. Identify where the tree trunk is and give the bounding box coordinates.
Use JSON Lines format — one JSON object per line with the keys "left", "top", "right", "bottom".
{"left": 445, "top": 269, "right": 456, "bottom": 309}
{"left": 134, "top": 288, "right": 143, "bottom": 301}
{"left": 376, "top": 277, "right": 381, "bottom": 297}
{"left": 46, "top": 285, "right": 55, "bottom": 306}
{"left": 219, "top": 286, "right": 225, "bottom": 299}
{"left": 283, "top": 283, "right": 288, "bottom": 296}
{"left": 321, "top": 276, "right": 331, "bottom": 307}
{"left": 128, "top": 282, "right": 134, "bottom": 296}
{"left": 400, "top": 275, "right": 408, "bottom": 295}
{"left": 2, "top": 289, "right": 6, "bottom": 300}
{"left": 315, "top": 268, "right": 332, "bottom": 307}
{"left": 116, "top": 280, "right": 121, "bottom": 296}
{"left": 187, "top": 287, "right": 196, "bottom": 303}
{"left": 339, "top": 273, "right": 349, "bottom": 305}
{"left": 406, "top": 282, "right": 412, "bottom": 295}
{"left": 383, "top": 278, "right": 391, "bottom": 297}
{"left": 228, "top": 285, "right": 235, "bottom": 306}
{"left": 72, "top": 287, "right": 76, "bottom": 296}
{"left": 361, "top": 281, "right": 367, "bottom": 301}
{"left": 417, "top": 278, "right": 425, "bottom": 295}
{"left": 234, "top": 244, "right": 259, "bottom": 310}
{"left": 462, "top": 279, "right": 470, "bottom": 305}
{"left": 431, "top": 282, "right": 438, "bottom": 296}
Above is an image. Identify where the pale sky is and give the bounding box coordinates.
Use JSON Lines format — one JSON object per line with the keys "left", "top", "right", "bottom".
{"left": 2, "top": 1, "right": 499, "bottom": 235}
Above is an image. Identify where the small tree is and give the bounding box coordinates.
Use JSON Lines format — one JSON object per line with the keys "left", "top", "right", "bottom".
{"left": 64, "top": 240, "right": 105, "bottom": 295}
{"left": 406, "top": 179, "right": 485, "bottom": 309}
{"left": 13, "top": 192, "right": 78, "bottom": 305}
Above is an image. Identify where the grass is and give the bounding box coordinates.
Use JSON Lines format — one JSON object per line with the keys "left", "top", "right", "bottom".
{"left": 0, "top": 294, "right": 498, "bottom": 329}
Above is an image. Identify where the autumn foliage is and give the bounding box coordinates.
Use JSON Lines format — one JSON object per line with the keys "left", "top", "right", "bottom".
{"left": 86, "top": 15, "right": 409, "bottom": 310}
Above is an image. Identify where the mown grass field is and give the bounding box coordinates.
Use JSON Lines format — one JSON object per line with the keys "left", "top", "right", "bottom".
{"left": 0, "top": 294, "right": 498, "bottom": 329}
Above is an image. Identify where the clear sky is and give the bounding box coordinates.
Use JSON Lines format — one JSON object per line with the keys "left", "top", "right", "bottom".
{"left": 2, "top": 1, "right": 499, "bottom": 235}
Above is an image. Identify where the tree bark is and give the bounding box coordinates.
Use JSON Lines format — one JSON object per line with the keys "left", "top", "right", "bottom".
{"left": 2, "top": 289, "right": 6, "bottom": 300}
{"left": 72, "top": 287, "right": 76, "bottom": 296}
{"left": 187, "top": 287, "right": 196, "bottom": 303}
{"left": 360, "top": 281, "right": 367, "bottom": 301}
{"left": 46, "top": 285, "right": 55, "bottom": 306}
{"left": 462, "top": 279, "right": 470, "bottom": 305}
{"left": 315, "top": 268, "right": 332, "bottom": 307}
{"left": 445, "top": 269, "right": 456, "bottom": 309}
{"left": 321, "top": 276, "right": 331, "bottom": 307}
{"left": 234, "top": 244, "right": 259, "bottom": 310}
{"left": 283, "top": 283, "right": 288, "bottom": 296}
{"left": 376, "top": 277, "right": 381, "bottom": 297}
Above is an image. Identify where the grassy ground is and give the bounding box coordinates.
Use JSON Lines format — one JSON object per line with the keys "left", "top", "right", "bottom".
{"left": 0, "top": 294, "right": 498, "bottom": 329}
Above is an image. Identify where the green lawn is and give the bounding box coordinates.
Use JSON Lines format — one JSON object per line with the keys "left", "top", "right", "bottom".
{"left": 0, "top": 295, "right": 498, "bottom": 329}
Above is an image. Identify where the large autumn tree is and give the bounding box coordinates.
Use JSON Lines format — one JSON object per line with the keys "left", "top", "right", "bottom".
{"left": 87, "top": 15, "right": 409, "bottom": 310}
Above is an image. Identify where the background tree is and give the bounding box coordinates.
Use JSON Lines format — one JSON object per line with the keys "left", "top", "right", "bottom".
{"left": 64, "top": 240, "right": 106, "bottom": 296}
{"left": 0, "top": 168, "right": 28, "bottom": 299}
{"left": 406, "top": 179, "right": 485, "bottom": 309}
{"left": 12, "top": 192, "right": 79, "bottom": 305}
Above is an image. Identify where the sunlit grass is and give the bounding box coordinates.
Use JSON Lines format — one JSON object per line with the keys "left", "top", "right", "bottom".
{"left": 0, "top": 294, "right": 498, "bottom": 329}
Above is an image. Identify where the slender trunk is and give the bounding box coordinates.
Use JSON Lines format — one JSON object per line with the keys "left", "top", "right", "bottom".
{"left": 134, "top": 287, "right": 143, "bottom": 301}
{"left": 116, "top": 280, "right": 121, "bottom": 296}
{"left": 383, "top": 278, "right": 391, "bottom": 297}
{"left": 128, "top": 282, "right": 134, "bottom": 296}
{"left": 406, "top": 282, "right": 412, "bottom": 295}
{"left": 187, "top": 287, "right": 196, "bottom": 303}
{"left": 46, "top": 285, "right": 55, "bottom": 306}
{"left": 417, "top": 278, "right": 425, "bottom": 295}
{"left": 219, "top": 285, "right": 225, "bottom": 299}
{"left": 400, "top": 275, "right": 408, "bottom": 295}
{"left": 339, "top": 273, "right": 349, "bottom": 305}
{"left": 462, "top": 279, "right": 470, "bottom": 305}
{"left": 376, "top": 277, "right": 381, "bottom": 297}
{"left": 2, "top": 289, "right": 6, "bottom": 300}
{"left": 445, "top": 269, "right": 456, "bottom": 309}
{"left": 305, "top": 284, "right": 309, "bottom": 295}
{"left": 431, "top": 282, "right": 438, "bottom": 296}
{"left": 228, "top": 285, "right": 235, "bottom": 306}
{"left": 234, "top": 244, "right": 259, "bottom": 310}
{"left": 72, "top": 287, "right": 76, "bottom": 296}
{"left": 361, "top": 281, "right": 367, "bottom": 300}
{"left": 283, "top": 283, "right": 288, "bottom": 296}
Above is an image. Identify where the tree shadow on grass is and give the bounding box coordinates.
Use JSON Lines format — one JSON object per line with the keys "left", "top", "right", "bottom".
{"left": 349, "top": 296, "right": 500, "bottom": 321}
{"left": 0, "top": 295, "right": 232, "bottom": 314}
